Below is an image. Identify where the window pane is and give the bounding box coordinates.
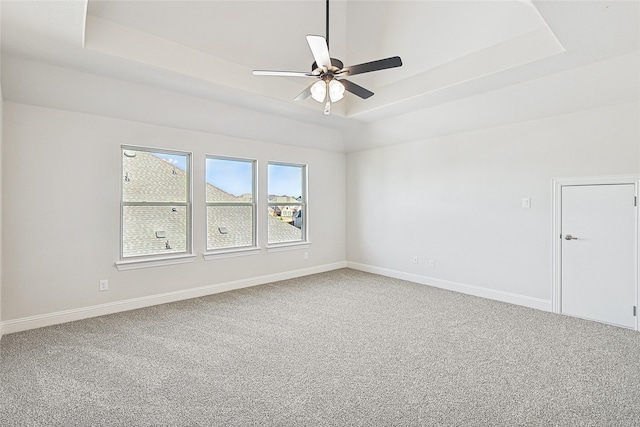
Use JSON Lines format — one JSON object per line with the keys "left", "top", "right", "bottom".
{"left": 206, "top": 158, "right": 253, "bottom": 202}
{"left": 268, "top": 163, "right": 303, "bottom": 201}
{"left": 268, "top": 163, "right": 305, "bottom": 245}
{"left": 123, "top": 149, "right": 188, "bottom": 203}
{"left": 207, "top": 205, "right": 254, "bottom": 250}
{"left": 122, "top": 205, "right": 187, "bottom": 257}
{"left": 268, "top": 207, "right": 303, "bottom": 244}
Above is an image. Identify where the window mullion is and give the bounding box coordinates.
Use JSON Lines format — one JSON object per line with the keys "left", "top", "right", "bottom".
{"left": 123, "top": 201, "right": 189, "bottom": 207}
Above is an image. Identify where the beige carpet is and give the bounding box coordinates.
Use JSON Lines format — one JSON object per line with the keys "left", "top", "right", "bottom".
{"left": 2, "top": 268, "right": 640, "bottom": 426}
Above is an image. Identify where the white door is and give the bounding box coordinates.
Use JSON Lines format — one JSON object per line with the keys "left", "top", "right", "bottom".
{"left": 561, "top": 184, "right": 637, "bottom": 328}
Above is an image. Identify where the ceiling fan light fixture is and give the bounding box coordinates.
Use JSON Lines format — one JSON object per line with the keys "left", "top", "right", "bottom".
{"left": 252, "top": 0, "right": 402, "bottom": 114}
{"left": 329, "top": 79, "right": 345, "bottom": 102}
{"left": 310, "top": 80, "right": 326, "bottom": 102}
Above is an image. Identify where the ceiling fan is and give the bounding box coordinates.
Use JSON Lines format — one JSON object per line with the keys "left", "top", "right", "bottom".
{"left": 253, "top": 0, "right": 403, "bottom": 115}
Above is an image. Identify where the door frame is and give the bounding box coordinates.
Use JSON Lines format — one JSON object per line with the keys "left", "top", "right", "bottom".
{"left": 551, "top": 175, "right": 640, "bottom": 330}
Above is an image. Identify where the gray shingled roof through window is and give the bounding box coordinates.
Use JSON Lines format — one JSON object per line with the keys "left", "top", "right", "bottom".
{"left": 122, "top": 150, "right": 302, "bottom": 257}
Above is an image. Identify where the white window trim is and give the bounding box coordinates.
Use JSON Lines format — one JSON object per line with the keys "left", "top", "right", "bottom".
{"left": 115, "top": 254, "right": 196, "bottom": 271}
{"left": 203, "top": 247, "right": 262, "bottom": 260}
{"left": 120, "top": 145, "right": 194, "bottom": 263}
{"left": 267, "top": 162, "right": 309, "bottom": 245}
{"left": 266, "top": 242, "right": 311, "bottom": 253}
{"left": 205, "top": 155, "right": 258, "bottom": 253}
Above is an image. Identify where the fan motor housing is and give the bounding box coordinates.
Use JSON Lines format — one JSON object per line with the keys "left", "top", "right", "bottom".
{"left": 312, "top": 58, "right": 344, "bottom": 74}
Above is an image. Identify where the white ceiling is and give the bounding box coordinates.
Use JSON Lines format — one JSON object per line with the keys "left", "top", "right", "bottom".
{"left": 86, "top": 1, "right": 549, "bottom": 85}
{"left": 1, "top": 0, "right": 638, "bottom": 152}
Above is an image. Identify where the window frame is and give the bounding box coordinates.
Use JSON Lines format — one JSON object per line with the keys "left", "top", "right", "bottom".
{"left": 203, "top": 155, "right": 259, "bottom": 260}
{"left": 267, "top": 161, "right": 309, "bottom": 249}
{"left": 116, "top": 145, "right": 194, "bottom": 270}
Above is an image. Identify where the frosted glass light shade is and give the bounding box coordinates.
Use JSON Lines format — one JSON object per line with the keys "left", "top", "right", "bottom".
{"left": 329, "top": 80, "right": 345, "bottom": 102}
{"left": 310, "top": 80, "right": 326, "bottom": 103}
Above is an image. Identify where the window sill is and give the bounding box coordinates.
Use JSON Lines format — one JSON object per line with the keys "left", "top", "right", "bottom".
{"left": 203, "top": 247, "right": 261, "bottom": 261}
{"left": 266, "top": 242, "right": 311, "bottom": 253}
{"left": 115, "top": 254, "right": 196, "bottom": 271}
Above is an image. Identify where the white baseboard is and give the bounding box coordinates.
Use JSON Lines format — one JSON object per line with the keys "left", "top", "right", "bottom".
{"left": 347, "top": 262, "right": 552, "bottom": 312}
{"left": 0, "top": 261, "right": 347, "bottom": 336}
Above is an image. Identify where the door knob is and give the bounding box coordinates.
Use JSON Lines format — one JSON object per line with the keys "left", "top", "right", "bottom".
{"left": 564, "top": 234, "right": 578, "bottom": 240}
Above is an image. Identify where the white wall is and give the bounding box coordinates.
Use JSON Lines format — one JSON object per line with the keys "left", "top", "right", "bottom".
{"left": 346, "top": 102, "right": 640, "bottom": 307}
{"left": 1, "top": 102, "right": 346, "bottom": 327}
{"left": 0, "top": 80, "right": 3, "bottom": 340}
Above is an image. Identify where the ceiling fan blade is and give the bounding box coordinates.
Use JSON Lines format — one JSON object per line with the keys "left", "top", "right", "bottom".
{"left": 341, "top": 56, "right": 403, "bottom": 76}
{"left": 253, "top": 70, "right": 316, "bottom": 77}
{"left": 340, "top": 79, "right": 374, "bottom": 99}
{"left": 306, "top": 35, "right": 331, "bottom": 69}
{"left": 294, "top": 83, "right": 315, "bottom": 101}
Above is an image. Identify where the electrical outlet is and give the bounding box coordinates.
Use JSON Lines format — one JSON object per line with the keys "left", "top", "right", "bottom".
{"left": 412, "top": 256, "right": 418, "bottom": 264}
{"left": 99, "top": 279, "right": 109, "bottom": 291}
{"left": 429, "top": 259, "right": 436, "bottom": 268}
{"left": 304, "top": 252, "right": 309, "bottom": 260}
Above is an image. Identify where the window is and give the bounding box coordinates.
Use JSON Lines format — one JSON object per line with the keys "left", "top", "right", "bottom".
{"left": 268, "top": 162, "right": 307, "bottom": 245}
{"left": 120, "top": 146, "right": 191, "bottom": 260}
{"left": 205, "top": 156, "right": 257, "bottom": 251}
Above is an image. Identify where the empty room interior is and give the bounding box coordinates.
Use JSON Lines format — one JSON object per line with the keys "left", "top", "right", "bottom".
{"left": 1, "top": 0, "right": 640, "bottom": 425}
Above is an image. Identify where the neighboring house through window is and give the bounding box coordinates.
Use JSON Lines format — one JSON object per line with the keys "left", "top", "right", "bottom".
{"left": 121, "top": 146, "right": 192, "bottom": 259}
{"left": 205, "top": 156, "right": 257, "bottom": 251}
{"left": 268, "top": 162, "right": 307, "bottom": 245}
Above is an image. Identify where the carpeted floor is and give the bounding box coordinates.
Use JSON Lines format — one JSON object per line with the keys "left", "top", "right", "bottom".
{"left": 2, "top": 268, "right": 640, "bottom": 426}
